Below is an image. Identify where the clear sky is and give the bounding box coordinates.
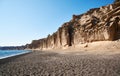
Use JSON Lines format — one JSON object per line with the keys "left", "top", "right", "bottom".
{"left": 0, "top": 0, "right": 114, "bottom": 46}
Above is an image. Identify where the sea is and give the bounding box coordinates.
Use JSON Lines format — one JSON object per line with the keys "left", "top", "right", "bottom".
{"left": 0, "top": 50, "right": 31, "bottom": 59}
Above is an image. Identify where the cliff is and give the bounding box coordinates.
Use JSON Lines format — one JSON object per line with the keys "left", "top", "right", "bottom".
{"left": 26, "top": 2, "right": 120, "bottom": 50}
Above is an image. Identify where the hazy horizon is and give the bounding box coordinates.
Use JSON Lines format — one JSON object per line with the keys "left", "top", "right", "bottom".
{"left": 0, "top": 0, "right": 114, "bottom": 46}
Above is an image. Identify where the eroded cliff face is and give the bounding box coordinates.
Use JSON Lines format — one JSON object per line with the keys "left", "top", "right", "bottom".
{"left": 26, "top": 23, "right": 73, "bottom": 50}
{"left": 72, "top": 2, "right": 120, "bottom": 44}
{"left": 26, "top": 2, "right": 120, "bottom": 50}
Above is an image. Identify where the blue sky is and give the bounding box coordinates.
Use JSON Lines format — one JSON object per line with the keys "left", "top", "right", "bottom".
{"left": 0, "top": 0, "right": 114, "bottom": 46}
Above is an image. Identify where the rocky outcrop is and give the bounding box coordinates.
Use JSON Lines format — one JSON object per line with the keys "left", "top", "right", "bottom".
{"left": 72, "top": 2, "right": 120, "bottom": 44}
{"left": 26, "top": 23, "right": 74, "bottom": 50}
{"left": 26, "top": 2, "right": 120, "bottom": 50}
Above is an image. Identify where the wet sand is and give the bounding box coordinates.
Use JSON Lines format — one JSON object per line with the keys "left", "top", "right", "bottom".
{"left": 0, "top": 51, "right": 120, "bottom": 76}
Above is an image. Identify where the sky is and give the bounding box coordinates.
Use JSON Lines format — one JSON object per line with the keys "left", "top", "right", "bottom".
{"left": 0, "top": 0, "right": 114, "bottom": 46}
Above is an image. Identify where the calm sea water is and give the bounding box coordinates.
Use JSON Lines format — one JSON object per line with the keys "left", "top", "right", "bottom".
{"left": 0, "top": 50, "right": 31, "bottom": 59}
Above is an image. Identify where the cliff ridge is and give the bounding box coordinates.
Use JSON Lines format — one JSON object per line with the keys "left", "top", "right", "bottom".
{"left": 26, "top": 2, "right": 120, "bottom": 50}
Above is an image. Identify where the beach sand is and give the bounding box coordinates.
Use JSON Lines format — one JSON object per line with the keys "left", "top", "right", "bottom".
{"left": 0, "top": 50, "right": 120, "bottom": 76}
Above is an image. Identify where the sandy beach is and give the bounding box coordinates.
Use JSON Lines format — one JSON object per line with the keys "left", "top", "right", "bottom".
{"left": 0, "top": 50, "right": 120, "bottom": 76}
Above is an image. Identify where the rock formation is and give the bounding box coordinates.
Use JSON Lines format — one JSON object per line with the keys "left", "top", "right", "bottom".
{"left": 26, "top": 2, "right": 120, "bottom": 50}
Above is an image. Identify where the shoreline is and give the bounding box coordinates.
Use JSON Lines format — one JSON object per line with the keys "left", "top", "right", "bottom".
{"left": 0, "top": 50, "right": 32, "bottom": 59}
{"left": 0, "top": 51, "right": 120, "bottom": 76}
{"left": 0, "top": 52, "right": 32, "bottom": 65}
